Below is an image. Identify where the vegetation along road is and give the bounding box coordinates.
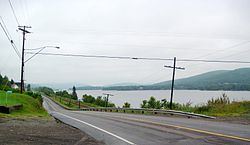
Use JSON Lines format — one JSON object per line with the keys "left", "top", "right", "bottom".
{"left": 43, "top": 96, "right": 250, "bottom": 145}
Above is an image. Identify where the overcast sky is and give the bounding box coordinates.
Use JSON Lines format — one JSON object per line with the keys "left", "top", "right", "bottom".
{"left": 1, "top": 0, "right": 250, "bottom": 86}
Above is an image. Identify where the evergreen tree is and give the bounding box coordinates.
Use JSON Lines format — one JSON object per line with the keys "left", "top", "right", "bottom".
{"left": 27, "top": 84, "right": 31, "bottom": 91}
{"left": 0, "top": 74, "right": 3, "bottom": 84}
{"left": 10, "top": 79, "right": 14, "bottom": 85}
{"left": 72, "top": 86, "right": 78, "bottom": 100}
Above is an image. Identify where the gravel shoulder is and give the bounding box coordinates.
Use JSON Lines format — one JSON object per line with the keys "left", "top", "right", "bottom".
{"left": 0, "top": 117, "right": 104, "bottom": 145}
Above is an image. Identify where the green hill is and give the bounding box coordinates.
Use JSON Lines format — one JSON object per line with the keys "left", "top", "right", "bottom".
{"left": 151, "top": 68, "right": 250, "bottom": 90}
{"left": 102, "top": 68, "right": 250, "bottom": 91}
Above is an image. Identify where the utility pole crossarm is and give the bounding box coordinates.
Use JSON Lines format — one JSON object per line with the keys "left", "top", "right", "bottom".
{"left": 164, "top": 65, "right": 185, "bottom": 70}
{"left": 103, "top": 93, "right": 114, "bottom": 96}
{"left": 18, "top": 28, "right": 31, "bottom": 33}
{"left": 175, "top": 67, "right": 185, "bottom": 70}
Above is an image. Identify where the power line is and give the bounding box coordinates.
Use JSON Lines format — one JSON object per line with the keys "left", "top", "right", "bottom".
{"left": 8, "top": 0, "right": 20, "bottom": 26}
{"left": 25, "top": 52, "right": 250, "bottom": 64}
{"left": 0, "top": 17, "right": 12, "bottom": 38}
{"left": 190, "top": 40, "right": 250, "bottom": 60}
{"left": 0, "top": 17, "right": 21, "bottom": 58}
{"left": 177, "top": 59, "right": 250, "bottom": 64}
{"left": 24, "top": 52, "right": 171, "bottom": 60}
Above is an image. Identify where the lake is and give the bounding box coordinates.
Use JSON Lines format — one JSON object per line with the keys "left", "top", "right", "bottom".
{"left": 75, "top": 90, "right": 250, "bottom": 108}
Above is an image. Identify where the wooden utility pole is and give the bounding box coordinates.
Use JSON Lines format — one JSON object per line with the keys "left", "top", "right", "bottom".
{"left": 103, "top": 93, "right": 113, "bottom": 107}
{"left": 18, "top": 26, "right": 31, "bottom": 93}
{"left": 164, "top": 57, "right": 185, "bottom": 109}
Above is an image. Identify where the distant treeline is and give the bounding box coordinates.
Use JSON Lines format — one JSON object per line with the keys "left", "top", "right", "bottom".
{"left": 0, "top": 74, "right": 19, "bottom": 92}
{"left": 76, "top": 68, "right": 250, "bottom": 91}
{"left": 102, "top": 84, "right": 250, "bottom": 91}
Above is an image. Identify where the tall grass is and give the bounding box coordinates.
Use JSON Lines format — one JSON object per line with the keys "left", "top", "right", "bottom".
{"left": 192, "top": 93, "right": 250, "bottom": 116}
{"left": 140, "top": 93, "right": 250, "bottom": 117}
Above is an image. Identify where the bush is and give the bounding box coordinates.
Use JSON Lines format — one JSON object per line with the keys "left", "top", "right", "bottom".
{"left": 25, "top": 91, "right": 43, "bottom": 105}
{"left": 36, "top": 87, "right": 54, "bottom": 96}
{"left": 82, "top": 94, "right": 96, "bottom": 103}
{"left": 82, "top": 95, "right": 115, "bottom": 107}
{"left": 123, "top": 102, "right": 131, "bottom": 108}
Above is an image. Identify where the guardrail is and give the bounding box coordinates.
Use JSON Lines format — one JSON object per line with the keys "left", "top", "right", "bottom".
{"left": 45, "top": 96, "right": 216, "bottom": 119}
{"left": 81, "top": 107, "right": 216, "bottom": 119}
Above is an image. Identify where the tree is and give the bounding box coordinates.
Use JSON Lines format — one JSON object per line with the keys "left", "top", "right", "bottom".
{"left": 27, "top": 84, "right": 31, "bottom": 91}
{"left": 155, "top": 100, "right": 161, "bottom": 109}
{"left": 72, "top": 86, "right": 78, "bottom": 100}
{"left": 2, "top": 76, "right": 10, "bottom": 87}
{"left": 0, "top": 74, "right": 3, "bottom": 84}
{"left": 95, "top": 96, "right": 105, "bottom": 106}
{"left": 122, "top": 102, "right": 131, "bottom": 108}
{"left": 141, "top": 100, "right": 148, "bottom": 108}
{"left": 161, "top": 99, "right": 168, "bottom": 109}
{"left": 36, "top": 87, "right": 54, "bottom": 96}
{"left": 10, "top": 79, "right": 14, "bottom": 85}
{"left": 148, "top": 96, "right": 156, "bottom": 108}
{"left": 82, "top": 94, "right": 95, "bottom": 103}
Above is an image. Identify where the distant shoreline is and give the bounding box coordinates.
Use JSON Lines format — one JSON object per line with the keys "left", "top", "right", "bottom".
{"left": 76, "top": 89, "right": 250, "bottom": 92}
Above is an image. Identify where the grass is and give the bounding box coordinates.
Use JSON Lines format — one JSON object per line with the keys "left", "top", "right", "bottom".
{"left": 174, "top": 94, "right": 250, "bottom": 117}
{"left": 0, "top": 91, "right": 48, "bottom": 118}
{"left": 0, "top": 91, "right": 20, "bottom": 106}
{"left": 51, "top": 95, "right": 99, "bottom": 109}
{"left": 198, "top": 101, "right": 250, "bottom": 117}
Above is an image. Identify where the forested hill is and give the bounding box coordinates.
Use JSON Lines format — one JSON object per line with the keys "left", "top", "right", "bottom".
{"left": 102, "top": 68, "right": 250, "bottom": 91}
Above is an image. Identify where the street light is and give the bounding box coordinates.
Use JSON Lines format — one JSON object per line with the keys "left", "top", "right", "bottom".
{"left": 25, "top": 46, "right": 60, "bottom": 63}
{"left": 20, "top": 45, "right": 60, "bottom": 93}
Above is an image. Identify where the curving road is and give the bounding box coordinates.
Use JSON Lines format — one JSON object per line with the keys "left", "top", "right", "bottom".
{"left": 43, "top": 96, "right": 250, "bottom": 145}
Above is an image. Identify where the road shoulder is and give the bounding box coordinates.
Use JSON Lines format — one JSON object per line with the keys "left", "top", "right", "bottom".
{"left": 0, "top": 117, "right": 104, "bottom": 145}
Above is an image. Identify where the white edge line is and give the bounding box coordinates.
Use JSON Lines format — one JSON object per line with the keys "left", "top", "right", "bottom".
{"left": 52, "top": 111, "right": 135, "bottom": 145}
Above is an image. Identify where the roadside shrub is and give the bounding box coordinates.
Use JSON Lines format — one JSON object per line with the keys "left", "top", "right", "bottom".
{"left": 141, "top": 100, "right": 148, "bottom": 108}
{"left": 35, "top": 87, "right": 54, "bottom": 96}
{"left": 123, "top": 102, "right": 131, "bottom": 108}
{"left": 207, "top": 93, "right": 230, "bottom": 106}
{"left": 82, "top": 94, "right": 95, "bottom": 103}
{"left": 25, "top": 91, "right": 43, "bottom": 104}
{"left": 82, "top": 95, "right": 115, "bottom": 107}
{"left": 194, "top": 105, "right": 211, "bottom": 113}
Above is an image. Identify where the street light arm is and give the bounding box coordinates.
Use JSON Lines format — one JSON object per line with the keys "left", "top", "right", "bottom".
{"left": 25, "top": 46, "right": 60, "bottom": 51}
{"left": 24, "top": 46, "right": 59, "bottom": 63}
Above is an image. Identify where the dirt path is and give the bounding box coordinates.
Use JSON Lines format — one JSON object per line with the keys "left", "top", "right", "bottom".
{"left": 0, "top": 118, "right": 104, "bottom": 145}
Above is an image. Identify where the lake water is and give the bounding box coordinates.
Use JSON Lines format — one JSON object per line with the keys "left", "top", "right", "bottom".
{"left": 75, "top": 90, "right": 250, "bottom": 108}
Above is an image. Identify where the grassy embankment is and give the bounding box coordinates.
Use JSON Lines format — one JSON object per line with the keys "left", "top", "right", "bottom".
{"left": 49, "top": 95, "right": 99, "bottom": 109}
{"left": 0, "top": 91, "right": 48, "bottom": 118}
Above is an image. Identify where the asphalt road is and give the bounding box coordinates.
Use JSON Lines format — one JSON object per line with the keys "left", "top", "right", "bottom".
{"left": 43, "top": 97, "right": 250, "bottom": 145}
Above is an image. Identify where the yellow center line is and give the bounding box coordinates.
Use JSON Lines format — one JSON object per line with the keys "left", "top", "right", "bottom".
{"left": 115, "top": 115, "right": 250, "bottom": 142}
{"left": 80, "top": 112, "right": 250, "bottom": 142}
